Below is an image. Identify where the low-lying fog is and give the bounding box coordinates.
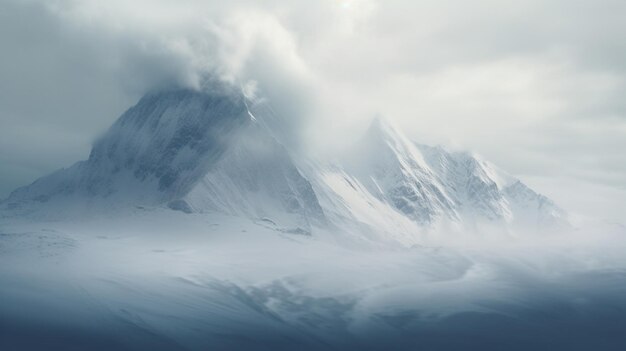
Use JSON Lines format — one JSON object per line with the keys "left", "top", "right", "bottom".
{"left": 1, "top": 210, "right": 625, "bottom": 351}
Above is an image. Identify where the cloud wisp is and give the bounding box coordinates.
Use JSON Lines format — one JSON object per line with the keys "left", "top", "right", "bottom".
{"left": 0, "top": 0, "right": 625, "bottom": 222}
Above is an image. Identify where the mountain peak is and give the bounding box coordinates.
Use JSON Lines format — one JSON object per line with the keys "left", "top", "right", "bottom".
{"left": 3, "top": 88, "right": 568, "bottom": 238}
{"left": 359, "top": 115, "right": 432, "bottom": 174}
{"left": 91, "top": 88, "right": 252, "bottom": 193}
{"left": 366, "top": 115, "right": 401, "bottom": 140}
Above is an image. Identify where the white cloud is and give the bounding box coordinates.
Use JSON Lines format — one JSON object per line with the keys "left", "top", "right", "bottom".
{"left": 1, "top": 0, "right": 625, "bottom": 222}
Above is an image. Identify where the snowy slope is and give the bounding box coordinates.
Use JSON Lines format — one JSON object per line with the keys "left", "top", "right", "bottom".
{"left": 1, "top": 86, "right": 568, "bottom": 241}
{"left": 418, "top": 143, "right": 568, "bottom": 233}
{"left": 304, "top": 117, "right": 568, "bottom": 241}
{"left": 343, "top": 118, "right": 456, "bottom": 225}
{"left": 182, "top": 121, "right": 327, "bottom": 233}
{"left": 4, "top": 89, "right": 252, "bottom": 215}
{"left": 3, "top": 88, "right": 326, "bottom": 231}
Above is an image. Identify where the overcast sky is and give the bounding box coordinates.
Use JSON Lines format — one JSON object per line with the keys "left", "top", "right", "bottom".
{"left": 1, "top": 0, "right": 625, "bottom": 223}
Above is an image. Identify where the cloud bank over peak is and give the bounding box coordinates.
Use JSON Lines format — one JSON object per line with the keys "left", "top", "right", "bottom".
{"left": 0, "top": 0, "right": 625, "bottom": 222}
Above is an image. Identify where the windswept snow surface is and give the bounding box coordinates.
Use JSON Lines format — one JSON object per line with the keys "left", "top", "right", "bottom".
{"left": 1, "top": 211, "right": 626, "bottom": 350}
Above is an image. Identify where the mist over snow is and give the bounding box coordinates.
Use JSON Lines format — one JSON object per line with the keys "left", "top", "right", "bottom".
{"left": 2, "top": 209, "right": 626, "bottom": 350}
{"left": 1, "top": 1, "right": 626, "bottom": 350}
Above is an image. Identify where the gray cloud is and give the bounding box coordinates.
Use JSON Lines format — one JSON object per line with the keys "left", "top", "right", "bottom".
{"left": 0, "top": 0, "right": 625, "bottom": 222}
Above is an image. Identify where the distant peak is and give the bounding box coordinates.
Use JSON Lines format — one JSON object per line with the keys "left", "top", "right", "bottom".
{"left": 369, "top": 115, "right": 392, "bottom": 128}
{"left": 366, "top": 115, "right": 402, "bottom": 140}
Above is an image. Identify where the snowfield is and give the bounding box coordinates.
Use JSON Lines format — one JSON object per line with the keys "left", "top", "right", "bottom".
{"left": 1, "top": 209, "right": 626, "bottom": 350}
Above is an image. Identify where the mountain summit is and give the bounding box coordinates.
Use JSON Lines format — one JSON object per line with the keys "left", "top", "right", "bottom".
{"left": 2, "top": 87, "right": 568, "bottom": 242}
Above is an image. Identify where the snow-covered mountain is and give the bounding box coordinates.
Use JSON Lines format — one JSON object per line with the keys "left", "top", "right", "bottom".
{"left": 1, "top": 85, "right": 568, "bottom": 241}
{"left": 304, "top": 117, "right": 568, "bottom": 242}
{"left": 416, "top": 142, "right": 568, "bottom": 234}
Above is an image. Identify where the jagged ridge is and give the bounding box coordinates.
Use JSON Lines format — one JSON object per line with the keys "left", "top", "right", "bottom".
{"left": 2, "top": 87, "right": 568, "bottom": 240}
